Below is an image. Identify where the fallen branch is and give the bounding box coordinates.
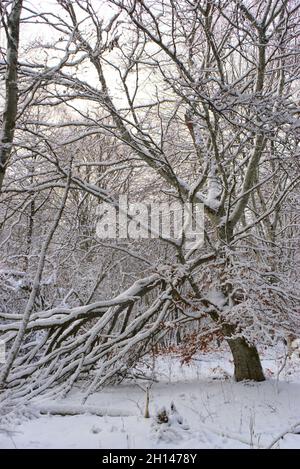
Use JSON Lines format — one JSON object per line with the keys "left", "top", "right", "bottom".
{"left": 266, "top": 422, "right": 300, "bottom": 449}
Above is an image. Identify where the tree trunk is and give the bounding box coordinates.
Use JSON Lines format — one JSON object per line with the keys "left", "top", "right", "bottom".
{"left": 0, "top": 0, "right": 23, "bottom": 191}
{"left": 227, "top": 336, "right": 265, "bottom": 382}
{"left": 200, "top": 297, "right": 266, "bottom": 382}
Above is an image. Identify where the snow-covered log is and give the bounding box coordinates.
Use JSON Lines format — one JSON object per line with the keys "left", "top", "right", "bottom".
{"left": 32, "top": 404, "right": 135, "bottom": 418}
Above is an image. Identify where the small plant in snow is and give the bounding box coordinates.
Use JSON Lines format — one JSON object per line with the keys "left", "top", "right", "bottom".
{"left": 151, "top": 402, "right": 190, "bottom": 444}
{"left": 90, "top": 425, "right": 101, "bottom": 434}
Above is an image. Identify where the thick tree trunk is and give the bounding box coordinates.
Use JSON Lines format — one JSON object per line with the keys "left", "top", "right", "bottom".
{"left": 196, "top": 292, "right": 266, "bottom": 382}
{"left": 200, "top": 296, "right": 266, "bottom": 382}
{"left": 227, "top": 336, "right": 265, "bottom": 382}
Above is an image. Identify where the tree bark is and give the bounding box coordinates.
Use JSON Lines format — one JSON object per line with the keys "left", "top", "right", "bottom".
{"left": 199, "top": 297, "right": 265, "bottom": 382}
{"left": 220, "top": 319, "right": 265, "bottom": 382}
{"left": 227, "top": 336, "right": 265, "bottom": 382}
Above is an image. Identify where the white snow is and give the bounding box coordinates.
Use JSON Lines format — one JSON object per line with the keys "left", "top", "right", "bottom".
{"left": 1, "top": 349, "right": 300, "bottom": 449}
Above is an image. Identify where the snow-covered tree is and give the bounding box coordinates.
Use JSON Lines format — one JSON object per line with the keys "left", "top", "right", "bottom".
{"left": 0, "top": 0, "right": 299, "bottom": 403}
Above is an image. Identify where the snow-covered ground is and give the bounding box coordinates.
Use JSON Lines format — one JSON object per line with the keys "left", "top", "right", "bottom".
{"left": 1, "top": 349, "right": 300, "bottom": 449}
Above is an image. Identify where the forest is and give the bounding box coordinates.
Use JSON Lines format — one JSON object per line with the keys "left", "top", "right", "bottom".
{"left": 0, "top": 0, "right": 299, "bottom": 450}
